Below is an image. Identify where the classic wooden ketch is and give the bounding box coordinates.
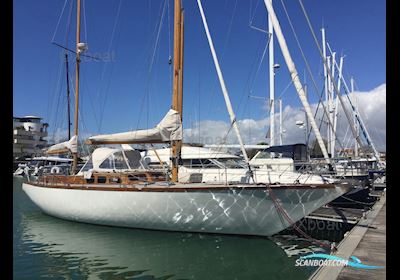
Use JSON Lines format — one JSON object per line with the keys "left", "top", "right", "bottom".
{"left": 23, "top": 0, "right": 350, "bottom": 237}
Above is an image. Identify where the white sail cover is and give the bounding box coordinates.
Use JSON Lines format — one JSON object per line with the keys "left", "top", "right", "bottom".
{"left": 46, "top": 135, "right": 78, "bottom": 154}
{"left": 86, "top": 109, "right": 182, "bottom": 145}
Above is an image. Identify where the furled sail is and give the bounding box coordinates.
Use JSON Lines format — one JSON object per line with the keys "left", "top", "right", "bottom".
{"left": 85, "top": 109, "right": 182, "bottom": 145}
{"left": 45, "top": 135, "right": 78, "bottom": 154}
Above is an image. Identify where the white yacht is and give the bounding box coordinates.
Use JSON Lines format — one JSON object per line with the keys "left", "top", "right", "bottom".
{"left": 142, "top": 146, "right": 334, "bottom": 184}
{"left": 334, "top": 157, "right": 378, "bottom": 180}
{"left": 13, "top": 156, "right": 73, "bottom": 177}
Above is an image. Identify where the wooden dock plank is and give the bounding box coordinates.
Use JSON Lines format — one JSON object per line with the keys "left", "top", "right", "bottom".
{"left": 337, "top": 203, "right": 386, "bottom": 280}
{"left": 309, "top": 194, "right": 386, "bottom": 280}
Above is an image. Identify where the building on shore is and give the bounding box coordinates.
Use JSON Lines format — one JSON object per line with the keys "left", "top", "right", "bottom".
{"left": 13, "top": 116, "right": 49, "bottom": 158}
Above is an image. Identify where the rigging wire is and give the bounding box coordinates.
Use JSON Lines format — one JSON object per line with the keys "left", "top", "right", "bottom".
{"left": 276, "top": 79, "right": 294, "bottom": 100}
{"left": 298, "top": 0, "right": 365, "bottom": 154}
{"left": 82, "top": 0, "right": 88, "bottom": 44}
{"left": 51, "top": 0, "right": 69, "bottom": 43}
{"left": 47, "top": 52, "right": 67, "bottom": 143}
{"left": 167, "top": 0, "right": 173, "bottom": 94}
{"left": 248, "top": 33, "right": 271, "bottom": 97}
{"left": 236, "top": 33, "right": 266, "bottom": 120}
{"left": 204, "top": 0, "right": 238, "bottom": 119}
{"left": 97, "top": 0, "right": 123, "bottom": 133}
{"left": 51, "top": 59, "right": 68, "bottom": 143}
{"left": 134, "top": 0, "right": 167, "bottom": 132}
{"left": 278, "top": 0, "right": 345, "bottom": 153}
{"left": 234, "top": 37, "right": 267, "bottom": 142}
{"left": 249, "top": 0, "right": 261, "bottom": 26}
{"left": 47, "top": 0, "right": 73, "bottom": 144}
{"left": 81, "top": 67, "right": 100, "bottom": 131}
{"left": 342, "top": 123, "right": 351, "bottom": 149}
{"left": 46, "top": 55, "right": 65, "bottom": 130}
{"left": 64, "top": 0, "right": 74, "bottom": 48}
{"left": 267, "top": 185, "right": 335, "bottom": 250}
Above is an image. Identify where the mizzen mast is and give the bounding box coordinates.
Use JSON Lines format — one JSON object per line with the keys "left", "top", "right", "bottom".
{"left": 171, "top": 0, "right": 184, "bottom": 182}
{"left": 65, "top": 53, "right": 71, "bottom": 140}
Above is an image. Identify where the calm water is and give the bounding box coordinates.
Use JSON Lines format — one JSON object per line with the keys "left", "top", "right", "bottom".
{"left": 13, "top": 177, "right": 319, "bottom": 280}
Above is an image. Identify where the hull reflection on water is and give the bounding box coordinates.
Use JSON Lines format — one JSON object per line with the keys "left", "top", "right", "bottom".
{"left": 19, "top": 212, "right": 309, "bottom": 279}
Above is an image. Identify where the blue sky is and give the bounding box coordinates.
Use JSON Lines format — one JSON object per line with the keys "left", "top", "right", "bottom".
{"left": 13, "top": 0, "right": 386, "bottom": 141}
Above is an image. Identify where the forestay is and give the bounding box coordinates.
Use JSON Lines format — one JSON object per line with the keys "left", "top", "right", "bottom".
{"left": 85, "top": 109, "right": 182, "bottom": 145}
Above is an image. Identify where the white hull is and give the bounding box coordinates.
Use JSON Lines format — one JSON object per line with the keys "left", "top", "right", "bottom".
{"left": 23, "top": 183, "right": 348, "bottom": 236}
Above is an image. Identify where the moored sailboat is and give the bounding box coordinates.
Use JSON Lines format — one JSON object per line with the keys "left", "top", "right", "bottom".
{"left": 23, "top": 0, "right": 350, "bottom": 237}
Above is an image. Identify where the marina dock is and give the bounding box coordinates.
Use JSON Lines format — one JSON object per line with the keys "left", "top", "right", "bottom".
{"left": 309, "top": 192, "right": 386, "bottom": 280}
{"left": 306, "top": 207, "right": 364, "bottom": 225}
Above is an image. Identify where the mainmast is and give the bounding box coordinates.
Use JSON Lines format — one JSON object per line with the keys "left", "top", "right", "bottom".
{"left": 171, "top": 0, "right": 184, "bottom": 182}
{"left": 71, "top": 0, "right": 82, "bottom": 174}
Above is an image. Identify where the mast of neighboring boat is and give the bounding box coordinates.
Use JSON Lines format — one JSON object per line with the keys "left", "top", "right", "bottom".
{"left": 262, "top": 0, "right": 330, "bottom": 163}
{"left": 351, "top": 77, "right": 359, "bottom": 157}
{"left": 279, "top": 98, "right": 283, "bottom": 145}
{"left": 321, "top": 28, "right": 330, "bottom": 155}
{"left": 196, "top": 0, "right": 252, "bottom": 168}
{"left": 304, "top": 84, "right": 309, "bottom": 148}
{"left": 71, "top": 0, "right": 82, "bottom": 174}
{"left": 326, "top": 55, "right": 332, "bottom": 154}
{"left": 65, "top": 53, "right": 71, "bottom": 140}
{"left": 268, "top": 0, "right": 275, "bottom": 147}
{"left": 332, "top": 55, "right": 344, "bottom": 158}
{"left": 329, "top": 52, "right": 336, "bottom": 157}
{"left": 327, "top": 44, "right": 380, "bottom": 162}
{"left": 171, "top": 0, "right": 184, "bottom": 182}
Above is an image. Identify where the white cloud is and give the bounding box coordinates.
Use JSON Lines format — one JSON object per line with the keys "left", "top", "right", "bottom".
{"left": 184, "top": 83, "right": 386, "bottom": 151}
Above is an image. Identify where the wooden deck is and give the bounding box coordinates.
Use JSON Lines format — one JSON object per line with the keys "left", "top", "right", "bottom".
{"left": 309, "top": 193, "right": 386, "bottom": 280}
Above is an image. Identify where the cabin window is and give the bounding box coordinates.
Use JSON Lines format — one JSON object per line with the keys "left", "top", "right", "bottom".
{"left": 190, "top": 159, "right": 202, "bottom": 168}
{"left": 86, "top": 178, "right": 95, "bottom": 183}
{"left": 147, "top": 162, "right": 163, "bottom": 169}
{"left": 110, "top": 177, "right": 121, "bottom": 183}
{"left": 99, "top": 157, "right": 114, "bottom": 169}
{"left": 128, "top": 174, "right": 147, "bottom": 181}
{"left": 99, "top": 152, "right": 129, "bottom": 170}
{"left": 97, "top": 176, "right": 107, "bottom": 183}
{"left": 256, "top": 151, "right": 271, "bottom": 159}
{"left": 80, "top": 157, "right": 93, "bottom": 172}
{"left": 200, "top": 159, "right": 218, "bottom": 169}
{"left": 128, "top": 175, "right": 139, "bottom": 181}
{"left": 182, "top": 159, "right": 191, "bottom": 167}
{"left": 217, "top": 158, "right": 246, "bottom": 169}
{"left": 113, "top": 152, "right": 129, "bottom": 169}
{"left": 124, "top": 150, "right": 142, "bottom": 169}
